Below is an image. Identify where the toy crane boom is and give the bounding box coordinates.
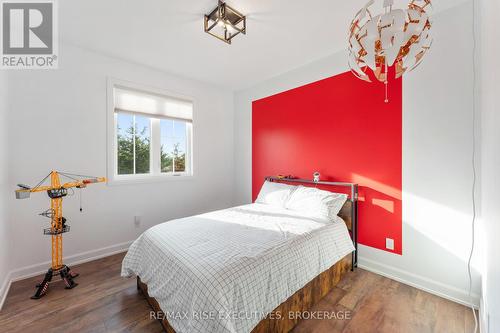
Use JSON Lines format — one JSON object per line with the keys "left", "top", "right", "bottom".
{"left": 15, "top": 171, "right": 105, "bottom": 299}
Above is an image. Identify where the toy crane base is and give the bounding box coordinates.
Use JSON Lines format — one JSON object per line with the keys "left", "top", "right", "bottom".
{"left": 31, "top": 265, "right": 79, "bottom": 299}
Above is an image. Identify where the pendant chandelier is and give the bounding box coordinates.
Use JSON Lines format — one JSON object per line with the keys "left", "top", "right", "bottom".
{"left": 348, "top": 0, "right": 433, "bottom": 102}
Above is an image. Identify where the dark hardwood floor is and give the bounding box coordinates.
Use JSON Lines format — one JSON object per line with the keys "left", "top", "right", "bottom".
{"left": 0, "top": 253, "right": 477, "bottom": 333}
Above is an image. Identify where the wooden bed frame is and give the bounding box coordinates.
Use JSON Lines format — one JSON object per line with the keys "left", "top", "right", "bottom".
{"left": 137, "top": 177, "right": 358, "bottom": 333}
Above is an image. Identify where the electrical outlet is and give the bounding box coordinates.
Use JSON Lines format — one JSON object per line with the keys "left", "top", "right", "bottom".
{"left": 386, "top": 238, "right": 394, "bottom": 250}
{"left": 134, "top": 215, "right": 142, "bottom": 227}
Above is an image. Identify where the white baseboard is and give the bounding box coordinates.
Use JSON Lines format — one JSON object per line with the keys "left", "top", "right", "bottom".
{"left": 0, "top": 271, "right": 12, "bottom": 311}
{"left": 0, "top": 240, "right": 133, "bottom": 311}
{"left": 358, "top": 256, "right": 480, "bottom": 308}
{"left": 480, "top": 296, "right": 488, "bottom": 333}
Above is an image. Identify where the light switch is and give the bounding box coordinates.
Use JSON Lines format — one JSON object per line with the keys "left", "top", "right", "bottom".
{"left": 134, "top": 215, "right": 142, "bottom": 227}
{"left": 386, "top": 238, "right": 395, "bottom": 250}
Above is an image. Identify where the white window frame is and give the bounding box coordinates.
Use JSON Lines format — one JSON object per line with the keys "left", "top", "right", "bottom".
{"left": 107, "top": 78, "right": 194, "bottom": 185}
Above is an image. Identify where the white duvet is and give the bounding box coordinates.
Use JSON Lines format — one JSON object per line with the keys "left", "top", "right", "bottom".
{"left": 121, "top": 203, "right": 354, "bottom": 333}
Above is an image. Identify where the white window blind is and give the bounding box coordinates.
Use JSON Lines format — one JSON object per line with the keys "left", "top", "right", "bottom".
{"left": 114, "top": 86, "right": 193, "bottom": 122}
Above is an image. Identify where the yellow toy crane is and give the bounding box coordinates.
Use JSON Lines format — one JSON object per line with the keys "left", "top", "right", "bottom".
{"left": 15, "top": 171, "right": 105, "bottom": 299}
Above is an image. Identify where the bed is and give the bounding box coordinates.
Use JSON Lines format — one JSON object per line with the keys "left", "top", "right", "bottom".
{"left": 122, "top": 177, "right": 358, "bottom": 333}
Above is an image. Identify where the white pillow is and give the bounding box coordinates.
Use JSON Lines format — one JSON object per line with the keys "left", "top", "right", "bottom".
{"left": 285, "top": 186, "right": 347, "bottom": 221}
{"left": 255, "top": 181, "right": 296, "bottom": 207}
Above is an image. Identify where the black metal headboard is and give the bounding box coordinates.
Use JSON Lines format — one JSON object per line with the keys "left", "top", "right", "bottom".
{"left": 265, "top": 176, "right": 358, "bottom": 270}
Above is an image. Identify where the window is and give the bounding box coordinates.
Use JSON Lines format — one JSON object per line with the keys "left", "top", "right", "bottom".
{"left": 160, "top": 119, "right": 187, "bottom": 173}
{"left": 116, "top": 113, "right": 151, "bottom": 175}
{"left": 107, "top": 80, "right": 193, "bottom": 183}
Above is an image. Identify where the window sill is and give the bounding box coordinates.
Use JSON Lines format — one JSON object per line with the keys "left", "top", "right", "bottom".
{"left": 107, "top": 174, "right": 195, "bottom": 186}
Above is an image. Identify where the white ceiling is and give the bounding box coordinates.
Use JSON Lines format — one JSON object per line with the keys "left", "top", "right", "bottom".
{"left": 60, "top": 0, "right": 468, "bottom": 90}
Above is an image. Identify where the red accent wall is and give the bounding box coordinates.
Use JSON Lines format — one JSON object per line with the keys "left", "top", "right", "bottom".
{"left": 252, "top": 70, "right": 402, "bottom": 254}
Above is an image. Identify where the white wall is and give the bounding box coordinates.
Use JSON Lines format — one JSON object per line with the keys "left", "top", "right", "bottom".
{"left": 0, "top": 71, "right": 12, "bottom": 308}
{"left": 478, "top": 0, "right": 500, "bottom": 331}
{"left": 234, "top": 1, "right": 480, "bottom": 306}
{"left": 4, "top": 44, "right": 235, "bottom": 280}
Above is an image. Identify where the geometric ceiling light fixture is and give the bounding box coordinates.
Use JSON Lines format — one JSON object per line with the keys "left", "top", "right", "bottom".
{"left": 204, "top": 0, "right": 246, "bottom": 44}
{"left": 348, "top": 0, "right": 433, "bottom": 102}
